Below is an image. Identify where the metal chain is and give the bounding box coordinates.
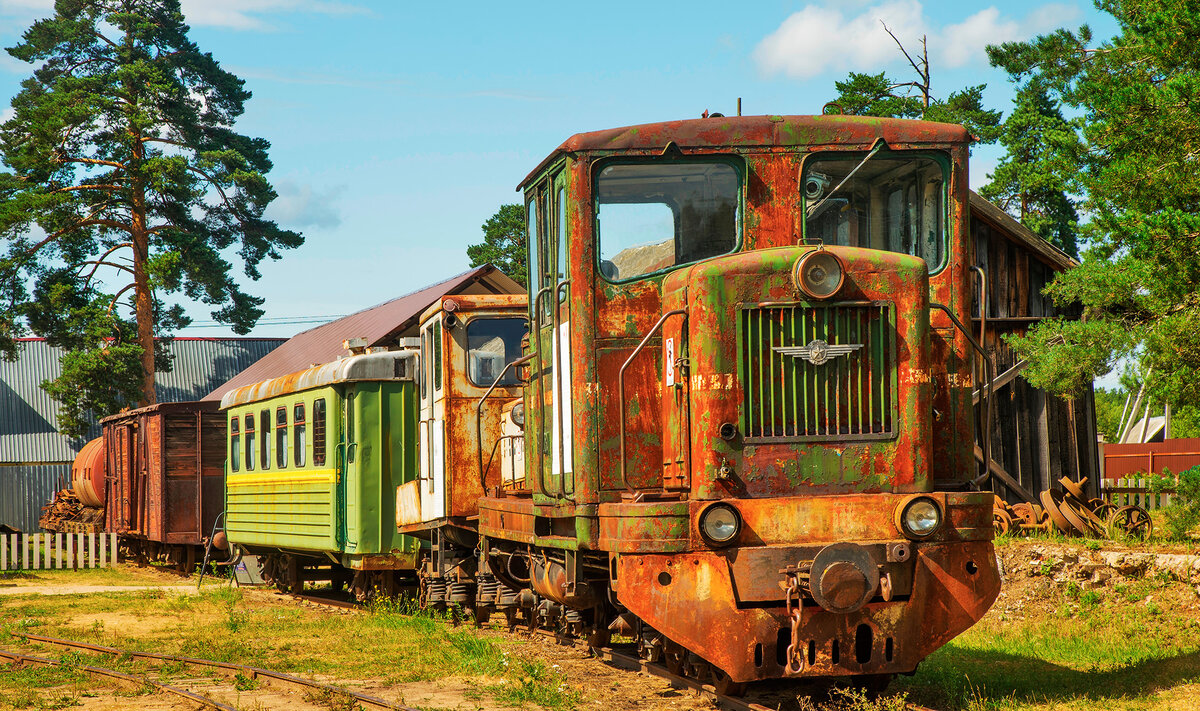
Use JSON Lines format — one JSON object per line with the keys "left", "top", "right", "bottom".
{"left": 783, "top": 574, "right": 805, "bottom": 674}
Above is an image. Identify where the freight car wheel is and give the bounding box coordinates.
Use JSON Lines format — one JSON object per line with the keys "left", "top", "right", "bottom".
{"left": 711, "top": 668, "right": 746, "bottom": 697}
{"left": 1107, "top": 505, "right": 1154, "bottom": 541}
{"left": 992, "top": 509, "right": 1012, "bottom": 536}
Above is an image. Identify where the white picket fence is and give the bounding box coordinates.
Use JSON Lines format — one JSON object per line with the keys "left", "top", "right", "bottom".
{"left": 1101, "top": 477, "right": 1174, "bottom": 511}
{"left": 0, "top": 532, "right": 119, "bottom": 571}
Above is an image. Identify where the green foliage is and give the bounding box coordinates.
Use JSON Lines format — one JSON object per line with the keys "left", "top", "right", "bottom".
{"left": 466, "top": 203, "right": 526, "bottom": 286}
{"left": 987, "top": 2, "right": 1200, "bottom": 403}
{"left": 1151, "top": 465, "right": 1200, "bottom": 540}
{"left": 1093, "top": 387, "right": 1126, "bottom": 441}
{"left": 0, "top": 0, "right": 302, "bottom": 424}
{"left": 978, "top": 84, "right": 1083, "bottom": 257}
{"left": 830, "top": 71, "right": 1002, "bottom": 143}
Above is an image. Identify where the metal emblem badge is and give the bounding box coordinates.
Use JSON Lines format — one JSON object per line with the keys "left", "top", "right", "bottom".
{"left": 773, "top": 339, "right": 862, "bottom": 365}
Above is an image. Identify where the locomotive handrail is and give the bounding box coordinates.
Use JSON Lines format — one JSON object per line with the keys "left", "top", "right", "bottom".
{"left": 475, "top": 352, "right": 536, "bottom": 492}
{"left": 929, "top": 302, "right": 994, "bottom": 489}
{"left": 618, "top": 309, "right": 687, "bottom": 492}
{"left": 531, "top": 284, "right": 555, "bottom": 499}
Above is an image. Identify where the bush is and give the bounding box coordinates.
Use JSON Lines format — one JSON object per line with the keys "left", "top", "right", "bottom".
{"left": 1151, "top": 466, "right": 1200, "bottom": 540}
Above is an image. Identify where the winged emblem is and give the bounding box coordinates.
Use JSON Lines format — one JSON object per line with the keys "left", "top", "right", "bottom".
{"left": 772, "top": 339, "right": 862, "bottom": 365}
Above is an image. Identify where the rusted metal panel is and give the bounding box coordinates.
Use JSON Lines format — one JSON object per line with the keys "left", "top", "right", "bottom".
{"left": 100, "top": 402, "right": 223, "bottom": 547}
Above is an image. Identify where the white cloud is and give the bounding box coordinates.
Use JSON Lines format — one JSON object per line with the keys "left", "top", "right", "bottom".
{"left": 179, "top": 0, "right": 367, "bottom": 31}
{"left": 1, "top": 107, "right": 14, "bottom": 123}
{"left": 266, "top": 180, "right": 344, "bottom": 230}
{"left": 753, "top": 0, "right": 925, "bottom": 80}
{"left": 0, "top": 0, "right": 51, "bottom": 15}
{"left": 754, "top": 2, "right": 1080, "bottom": 78}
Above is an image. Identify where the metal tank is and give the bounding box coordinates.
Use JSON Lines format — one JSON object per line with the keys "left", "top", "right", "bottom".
{"left": 71, "top": 437, "right": 106, "bottom": 508}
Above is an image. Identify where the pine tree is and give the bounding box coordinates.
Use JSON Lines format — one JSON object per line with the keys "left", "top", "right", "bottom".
{"left": 828, "top": 28, "right": 1002, "bottom": 143}
{"left": 987, "top": 1, "right": 1200, "bottom": 405}
{"left": 0, "top": 0, "right": 302, "bottom": 435}
{"left": 979, "top": 84, "right": 1083, "bottom": 258}
{"left": 467, "top": 204, "right": 527, "bottom": 287}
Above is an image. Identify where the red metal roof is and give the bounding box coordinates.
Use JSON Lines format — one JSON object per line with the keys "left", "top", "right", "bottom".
{"left": 520, "top": 114, "right": 971, "bottom": 188}
{"left": 202, "top": 265, "right": 522, "bottom": 401}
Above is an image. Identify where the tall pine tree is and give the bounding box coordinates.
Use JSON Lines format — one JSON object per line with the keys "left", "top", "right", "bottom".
{"left": 0, "top": 0, "right": 301, "bottom": 435}
{"left": 988, "top": 1, "right": 1200, "bottom": 405}
{"left": 979, "top": 84, "right": 1083, "bottom": 258}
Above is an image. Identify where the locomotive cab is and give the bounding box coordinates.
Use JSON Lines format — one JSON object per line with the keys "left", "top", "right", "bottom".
{"left": 472, "top": 115, "right": 1000, "bottom": 690}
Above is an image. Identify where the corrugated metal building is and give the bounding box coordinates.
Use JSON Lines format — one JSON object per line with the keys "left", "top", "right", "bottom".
{"left": 0, "top": 337, "right": 284, "bottom": 532}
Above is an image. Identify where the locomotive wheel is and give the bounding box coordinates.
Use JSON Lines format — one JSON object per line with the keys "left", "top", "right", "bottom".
{"left": 1107, "top": 505, "right": 1154, "bottom": 540}
{"left": 1040, "top": 490, "right": 1076, "bottom": 535}
{"left": 993, "top": 509, "right": 1013, "bottom": 536}
{"left": 1059, "top": 494, "right": 1105, "bottom": 537}
{"left": 1010, "top": 502, "right": 1036, "bottom": 526}
{"left": 1092, "top": 501, "right": 1118, "bottom": 522}
{"left": 711, "top": 668, "right": 747, "bottom": 697}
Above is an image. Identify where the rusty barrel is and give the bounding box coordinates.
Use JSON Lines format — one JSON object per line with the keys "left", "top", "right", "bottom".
{"left": 71, "top": 437, "right": 106, "bottom": 507}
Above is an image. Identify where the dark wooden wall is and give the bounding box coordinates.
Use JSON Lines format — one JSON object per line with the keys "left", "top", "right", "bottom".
{"left": 969, "top": 208, "right": 1100, "bottom": 503}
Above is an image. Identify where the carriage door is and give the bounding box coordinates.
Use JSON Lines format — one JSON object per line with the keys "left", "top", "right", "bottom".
{"left": 342, "top": 387, "right": 359, "bottom": 549}
{"left": 531, "top": 173, "right": 574, "bottom": 499}
{"left": 418, "top": 317, "right": 447, "bottom": 520}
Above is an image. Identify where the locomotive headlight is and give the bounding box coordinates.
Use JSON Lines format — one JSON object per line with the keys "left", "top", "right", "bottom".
{"left": 510, "top": 402, "right": 525, "bottom": 428}
{"left": 793, "top": 250, "right": 845, "bottom": 300}
{"left": 896, "top": 496, "right": 943, "bottom": 539}
{"left": 699, "top": 503, "right": 741, "bottom": 545}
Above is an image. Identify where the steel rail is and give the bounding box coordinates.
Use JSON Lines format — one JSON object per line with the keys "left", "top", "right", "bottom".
{"left": 13, "top": 633, "right": 418, "bottom": 711}
{"left": 0, "top": 647, "right": 237, "bottom": 711}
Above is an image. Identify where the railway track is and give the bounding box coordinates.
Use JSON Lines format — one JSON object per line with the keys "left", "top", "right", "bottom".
{"left": 5, "top": 632, "right": 419, "bottom": 711}
{"left": 287, "top": 591, "right": 938, "bottom": 711}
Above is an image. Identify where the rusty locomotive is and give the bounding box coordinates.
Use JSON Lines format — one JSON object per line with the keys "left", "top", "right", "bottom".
{"left": 56, "top": 112, "right": 1000, "bottom": 695}
{"left": 395, "top": 114, "right": 1002, "bottom": 694}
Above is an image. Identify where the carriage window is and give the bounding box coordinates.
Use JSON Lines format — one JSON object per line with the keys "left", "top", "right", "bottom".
{"left": 230, "top": 418, "right": 240, "bottom": 472}
{"left": 466, "top": 317, "right": 528, "bottom": 387}
{"left": 313, "top": 398, "right": 327, "bottom": 466}
{"left": 294, "top": 404, "right": 306, "bottom": 467}
{"left": 597, "top": 161, "right": 740, "bottom": 281}
{"left": 244, "top": 414, "right": 255, "bottom": 471}
{"left": 260, "top": 408, "right": 270, "bottom": 470}
{"left": 803, "top": 154, "right": 946, "bottom": 270}
{"left": 276, "top": 407, "right": 288, "bottom": 469}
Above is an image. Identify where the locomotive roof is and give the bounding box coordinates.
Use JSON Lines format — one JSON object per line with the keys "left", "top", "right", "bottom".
{"left": 418, "top": 293, "right": 527, "bottom": 325}
{"left": 518, "top": 114, "right": 971, "bottom": 189}
{"left": 219, "top": 350, "right": 416, "bottom": 410}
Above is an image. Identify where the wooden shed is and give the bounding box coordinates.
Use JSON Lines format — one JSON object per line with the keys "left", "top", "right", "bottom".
{"left": 969, "top": 192, "right": 1099, "bottom": 503}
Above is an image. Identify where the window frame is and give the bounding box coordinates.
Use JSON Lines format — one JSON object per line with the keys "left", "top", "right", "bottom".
{"left": 244, "top": 413, "right": 256, "bottom": 471}
{"left": 463, "top": 315, "right": 529, "bottom": 388}
{"left": 313, "top": 398, "right": 327, "bottom": 467}
{"left": 800, "top": 149, "right": 951, "bottom": 276}
{"left": 294, "top": 403, "right": 306, "bottom": 468}
{"left": 275, "top": 406, "right": 288, "bottom": 469}
{"left": 260, "top": 408, "right": 271, "bottom": 470}
{"left": 230, "top": 417, "right": 240, "bottom": 473}
{"left": 592, "top": 154, "right": 746, "bottom": 284}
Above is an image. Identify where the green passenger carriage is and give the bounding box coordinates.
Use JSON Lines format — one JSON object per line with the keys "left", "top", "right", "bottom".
{"left": 221, "top": 349, "right": 423, "bottom": 596}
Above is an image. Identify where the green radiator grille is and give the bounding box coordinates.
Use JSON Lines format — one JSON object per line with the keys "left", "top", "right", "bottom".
{"left": 739, "top": 302, "right": 896, "bottom": 442}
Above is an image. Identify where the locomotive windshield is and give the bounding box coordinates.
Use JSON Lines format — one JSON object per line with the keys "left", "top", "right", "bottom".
{"left": 596, "top": 160, "right": 740, "bottom": 281}
{"left": 466, "top": 317, "right": 528, "bottom": 387}
{"left": 803, "top": 154, "right": 946, "bottom": 270}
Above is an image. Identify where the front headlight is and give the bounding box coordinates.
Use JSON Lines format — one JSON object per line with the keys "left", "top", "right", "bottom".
{"left": 793, "top": 250, "right": 845, "bottom": 299}
{"left": 510, "top": 402, "right": 525, "bottom": 428}
{"left": 699, "top": 503, "right": 741, "bottom": 545}
{"left": 896, "top": 496, "right": 942, "bottom": 538}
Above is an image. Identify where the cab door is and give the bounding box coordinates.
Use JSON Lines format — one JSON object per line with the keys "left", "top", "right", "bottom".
{"left": 529, "top": 172, "right": 574, "bottom": 500}
{"left": 418, "top": 317, "right": 447, "bottom": 520}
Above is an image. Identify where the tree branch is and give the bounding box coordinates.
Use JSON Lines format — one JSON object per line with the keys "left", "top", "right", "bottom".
{"left": 184, "top": 164, "right": 250, "bottom": 228}
{"left": 47, "top": 183, "right": 125, "bottom": 195}
{"left": 56, "top": 155, "right": 128, "bottom": 171}
{"left": 106, "top": 282, "right": 136, "bottom": 316}
{"left": 882, "top": 21, "right": 926, "bottom": 79}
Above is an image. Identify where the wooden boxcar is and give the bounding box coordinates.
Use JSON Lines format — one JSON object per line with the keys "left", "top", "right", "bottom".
{"left": 220, "top": 349, "right": 423, "bottom": 596}
{"left": 101, "top": 401, "right": 225, "bottom": 571}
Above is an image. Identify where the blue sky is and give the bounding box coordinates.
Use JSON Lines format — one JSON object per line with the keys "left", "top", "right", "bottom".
{"left": 0, "top": 0, "right": 1115, "bottom": 338}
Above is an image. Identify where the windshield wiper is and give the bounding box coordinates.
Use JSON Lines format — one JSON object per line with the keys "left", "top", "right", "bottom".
{"left": 805, "top": 143, "right": 883, "bottom": 218}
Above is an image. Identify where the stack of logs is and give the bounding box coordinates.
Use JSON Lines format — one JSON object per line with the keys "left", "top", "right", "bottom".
{"left": 993, "top": 476, "right": 1153, "bottom": 540}
{"left": 38, "top": 489, "right": 104, "bottom": 534}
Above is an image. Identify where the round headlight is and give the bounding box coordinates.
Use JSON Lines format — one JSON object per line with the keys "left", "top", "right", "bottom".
{"left": 699, "top": 503, "right": 741, "bottom": 545}
{"left": 793, "top": 250, "right": 845, "bottom": 299}
{"left": 510, "top": 402, "right": 525, "bottom": 428}
{"left": 898, "top": 497, "right": 942, "bottom": 538}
